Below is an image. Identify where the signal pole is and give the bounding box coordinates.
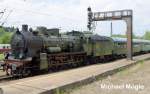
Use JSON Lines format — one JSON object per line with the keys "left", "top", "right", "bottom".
{"left": 87, "top": 7, "right": 93, "bottom": 31}
{"left": 110, "top": 22, "right": 113, "bottom": 37}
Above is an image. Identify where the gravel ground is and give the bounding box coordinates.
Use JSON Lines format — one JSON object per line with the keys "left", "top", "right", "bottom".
{"left": 64, "top": 60, "right": 150, "bottom": 94}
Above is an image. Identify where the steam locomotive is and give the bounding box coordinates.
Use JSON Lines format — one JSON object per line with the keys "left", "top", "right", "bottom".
{"left": 4, "top": 25, "right": 150, "bottom": 77}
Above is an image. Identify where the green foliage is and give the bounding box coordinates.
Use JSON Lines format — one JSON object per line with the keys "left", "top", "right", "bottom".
{"left": 111, "top": 34, "right": 126, "bottom": 38}
{"left": 1, "top": 33, "right": 13, "bottom": 44}
{"left": 0, "top": 27, "right": 13, "bottom": 44}
{"left": 143, "top": 31, "right": 150, "bottom": 40}
{"left": 112, "top": 31, "right": 150, "bottom": 40}
{"left": 111, "top": 34, "right": 142, "bottom": 39}
{"left": 0, "top": 54, "right": 4, "bottom": 61}
{"left": 0, "top": 27, "right": 6, "bottom": 37}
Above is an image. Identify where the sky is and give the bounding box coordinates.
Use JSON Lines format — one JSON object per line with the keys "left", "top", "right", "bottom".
{"left": 0, "top": 0, "right": 150, "bottom": 36}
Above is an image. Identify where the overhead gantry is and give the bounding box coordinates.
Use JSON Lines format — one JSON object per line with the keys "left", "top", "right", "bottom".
{"left": 87, "top": 7, "right": 133, "bottom": 60}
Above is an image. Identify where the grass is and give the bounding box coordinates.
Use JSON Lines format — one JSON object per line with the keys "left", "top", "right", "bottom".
{"left": 118, "top": 60, "right": 145, "bottom": 76}
{"left": 139, "top": 60, "right": 144, "bottom": 65}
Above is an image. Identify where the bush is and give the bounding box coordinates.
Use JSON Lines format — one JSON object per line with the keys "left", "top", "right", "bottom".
{"left": 0, "top": 27, "right": 13, "bottom": 44}
{"left": 1, "top": 33, "right": 13, "bottom": 44}
{"left": 0, "top": 54, "right": 4, "bottom": 61}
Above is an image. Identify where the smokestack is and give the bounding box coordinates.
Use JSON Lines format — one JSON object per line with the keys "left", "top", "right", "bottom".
{"left": 22, "top": 24, "right": 28, "bottom": 32}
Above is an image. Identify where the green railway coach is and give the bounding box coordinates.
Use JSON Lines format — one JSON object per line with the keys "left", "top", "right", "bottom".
{"left": 83, "top": 35, "right": 114, "bottom": 57}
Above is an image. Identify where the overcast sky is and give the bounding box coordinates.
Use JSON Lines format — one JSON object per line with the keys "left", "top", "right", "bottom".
{"left": 0, "top": 0, "right": 150, "bottom": 36}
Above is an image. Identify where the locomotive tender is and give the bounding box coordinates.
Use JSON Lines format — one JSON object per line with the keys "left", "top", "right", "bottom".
{"left": 4, "top": 25, "right": 150, "bottom": 76}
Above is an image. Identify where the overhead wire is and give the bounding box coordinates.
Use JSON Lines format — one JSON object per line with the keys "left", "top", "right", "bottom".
{"left": 0, "top": 9, "right": 6, "bottom": 23}
{"left": 1, "top": 10, "right": 13, "bottom": 26}
{"left": 2, "top": 0, "right": 85, "bottom": 30}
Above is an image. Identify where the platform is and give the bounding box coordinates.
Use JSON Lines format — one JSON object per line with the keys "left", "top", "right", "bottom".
{"left": 0, "top": 54, "right": 150, "bottom": 94}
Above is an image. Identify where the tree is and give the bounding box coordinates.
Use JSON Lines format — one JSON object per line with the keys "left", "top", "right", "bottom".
{"left": 111, "top": 34, "right": 126, "bottom": 38}
{"left": 1, "top": 33, "right": 13, "bottom": 44}
{"left": 111, "top": 33, "right": 141, "bottom": 39}
{"left": 143, "top": 31, "right": 150, "bottom": 40}
{"left": 0, "top": 27, "right": 13, "bottom": 44}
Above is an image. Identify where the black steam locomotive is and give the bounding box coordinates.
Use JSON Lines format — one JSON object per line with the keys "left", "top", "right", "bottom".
{"left": 5, "top": 25, "right": 87, "bottom": 76}
{"left": 4, "top": 25, "right": 150, "bottom": 77}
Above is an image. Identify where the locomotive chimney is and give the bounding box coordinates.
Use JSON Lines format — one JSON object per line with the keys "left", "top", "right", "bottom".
{"left": 22, "top": 24, "right": 28, "bottom": 32}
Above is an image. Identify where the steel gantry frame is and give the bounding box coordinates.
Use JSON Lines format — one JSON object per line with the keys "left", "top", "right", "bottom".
{"left": 87, "top": 7, "right": 133, "bottom": 60}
